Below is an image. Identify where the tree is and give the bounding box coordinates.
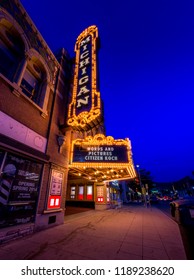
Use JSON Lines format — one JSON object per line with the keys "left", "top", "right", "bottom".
{"left": 127, "top": 168, "right": 154, "bottom": 193}
{"left": 139, "top": 168, "right": 153, "bottom": 188}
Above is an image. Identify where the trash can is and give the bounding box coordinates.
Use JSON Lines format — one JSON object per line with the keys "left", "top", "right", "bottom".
{"left": 170, "top": 198, "right": 194, "bottom": 226}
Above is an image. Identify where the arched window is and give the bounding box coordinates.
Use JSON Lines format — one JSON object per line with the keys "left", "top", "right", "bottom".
{"left": 0, "top": 13, "right": 55, "bottom": 113}
{"left": 0, "top": 19, "right": 25, "bottom": 81}
{"left": 20, "top": 57, "right": 46, "bottom": 105}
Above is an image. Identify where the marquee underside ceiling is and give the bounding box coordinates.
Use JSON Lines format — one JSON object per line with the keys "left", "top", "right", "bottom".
{"left": 68, "top": 164, "right": 136, "bottom": 182}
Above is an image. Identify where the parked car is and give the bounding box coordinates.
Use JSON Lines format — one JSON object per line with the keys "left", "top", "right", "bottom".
{"left": 158, "top": 195, "right": 173, "bottom": 201}
{"left": 170, "top": 197, "right": 194, "bottom": 226}
{"left": 149, "top": 194, "right": 159, "bottom": 203}
{"left": 163, "top": 195, "right": 173, "bottom": 201}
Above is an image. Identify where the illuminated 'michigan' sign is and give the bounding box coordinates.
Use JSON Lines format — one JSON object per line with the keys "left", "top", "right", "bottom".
{"left": 67, "top": 25, "right": 102, "bottom": 130}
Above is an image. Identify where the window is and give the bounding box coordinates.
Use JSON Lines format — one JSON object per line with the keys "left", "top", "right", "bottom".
{"left": 0, "top": 17, "right": 51, "bottom": 111}
{"left": 20, "top": 59, "right": 45, "bottom": 107}
{"left": 78, "top": 186, "right": 84, "bottom": 200}
{"left": 20, "top": 68, "right": 40, "bottom": 101}
{"left": 0, "top": 23, "right": 24, "bottom": 81}
{"left": 87, "top": 185, "right": 93, "bottom": 200}
{"left": 70, "top": 186, "right": 76, "bottom": 199}
{"left": 0, "top": 44, "right": 18, "bottom": 80}
{"left": 0, "top": 150, "right": 42, "bottom": 228}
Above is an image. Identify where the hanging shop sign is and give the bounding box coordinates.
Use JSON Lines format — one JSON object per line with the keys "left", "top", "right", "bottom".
{"left": 67, "top": 25, "right": 102, "bottom": 130}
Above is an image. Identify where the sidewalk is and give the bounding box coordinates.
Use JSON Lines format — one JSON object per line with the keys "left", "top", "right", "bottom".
{"left": 0, "top": 204, "right": 187, "bottom": 260}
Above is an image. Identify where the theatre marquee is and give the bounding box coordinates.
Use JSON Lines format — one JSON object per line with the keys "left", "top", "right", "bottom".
{"left": 69, "top": 134, "right": 136, "bottom": 182}
{"left": 73, "top": 144, "right": 129, "bottom": 163}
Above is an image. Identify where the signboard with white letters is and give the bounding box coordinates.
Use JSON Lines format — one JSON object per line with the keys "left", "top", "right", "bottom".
{"left": 73, "top": 145, "right": 129, "bottom": 163}
{"left": 67, "top": 25, "right": 102, "bottom": 130}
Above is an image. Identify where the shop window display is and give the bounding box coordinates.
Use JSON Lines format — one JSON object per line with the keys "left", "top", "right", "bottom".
{"left": 0, "top": 150, "right": 42, "bottom": 228}
{"left": 78, "top": 186, "right": 84, "bottom": 200}
{"left": 87, "top": 185, "right": 93, "bottom": 200}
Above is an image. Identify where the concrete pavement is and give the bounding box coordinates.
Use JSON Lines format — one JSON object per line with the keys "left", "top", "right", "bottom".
{"left": 0, "top": 204, "right": 187, "bottom": 260}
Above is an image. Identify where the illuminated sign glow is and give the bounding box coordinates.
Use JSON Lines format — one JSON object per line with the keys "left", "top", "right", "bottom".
{"left": 68, "top": 25, "right": 101, "bottom": 130}
{"left": 69, "top": 134, "right": 137, "bottom": 181}
{"left": 73, "top": 145, "right": 129, "bottom": 163}
{"left": 76, "top": 35, "right": 92, "bottom": 112}
{"left": 71, "top": 134, "right": 134, "bottom": 166}
{"left": 48, "top": 196, "right": 61, "bottom": 209}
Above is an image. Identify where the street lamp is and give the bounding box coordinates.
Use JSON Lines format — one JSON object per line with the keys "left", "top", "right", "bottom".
{"left": 136, "top": 164, "right": 142, "bottom": 188}
{"left": 136, "top": 164, "right": 146, "bottom": 205}
{"left": 136, "top": 164, "right": 150, "bottom": 207}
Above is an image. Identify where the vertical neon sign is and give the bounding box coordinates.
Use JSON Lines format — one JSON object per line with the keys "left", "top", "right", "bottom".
{"left": 68, "top": 25, "right": 101, "bottom": 130}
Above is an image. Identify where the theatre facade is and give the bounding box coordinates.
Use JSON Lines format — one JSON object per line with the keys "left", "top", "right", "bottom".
{"left": 67, "top": 133, "right": 136, "bottom": 210}
{"left": 0, "top": 0, "right": 136, "bottom": 242}
{"left": 65, "top": 24, "right": 136, "bottom": 209}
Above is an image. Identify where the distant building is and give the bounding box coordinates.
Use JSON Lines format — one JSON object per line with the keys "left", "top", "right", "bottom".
{"left": 154, "top": 176, "right": 194, "bottom": 197}
{"left": 153, "top": 182, "right": 174, "bottom": 195}
{"left": 173, "top": 176, "right": 194, "bottom": 196}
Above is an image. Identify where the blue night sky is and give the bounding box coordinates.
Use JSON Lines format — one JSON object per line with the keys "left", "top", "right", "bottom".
{"left": 20, "top": 0, "right": 194, "bottom": 183}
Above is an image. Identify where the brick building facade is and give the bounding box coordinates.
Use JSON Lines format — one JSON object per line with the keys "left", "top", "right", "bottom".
{"left": 0, "top": 0, "right": 72, "bottom": 241}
